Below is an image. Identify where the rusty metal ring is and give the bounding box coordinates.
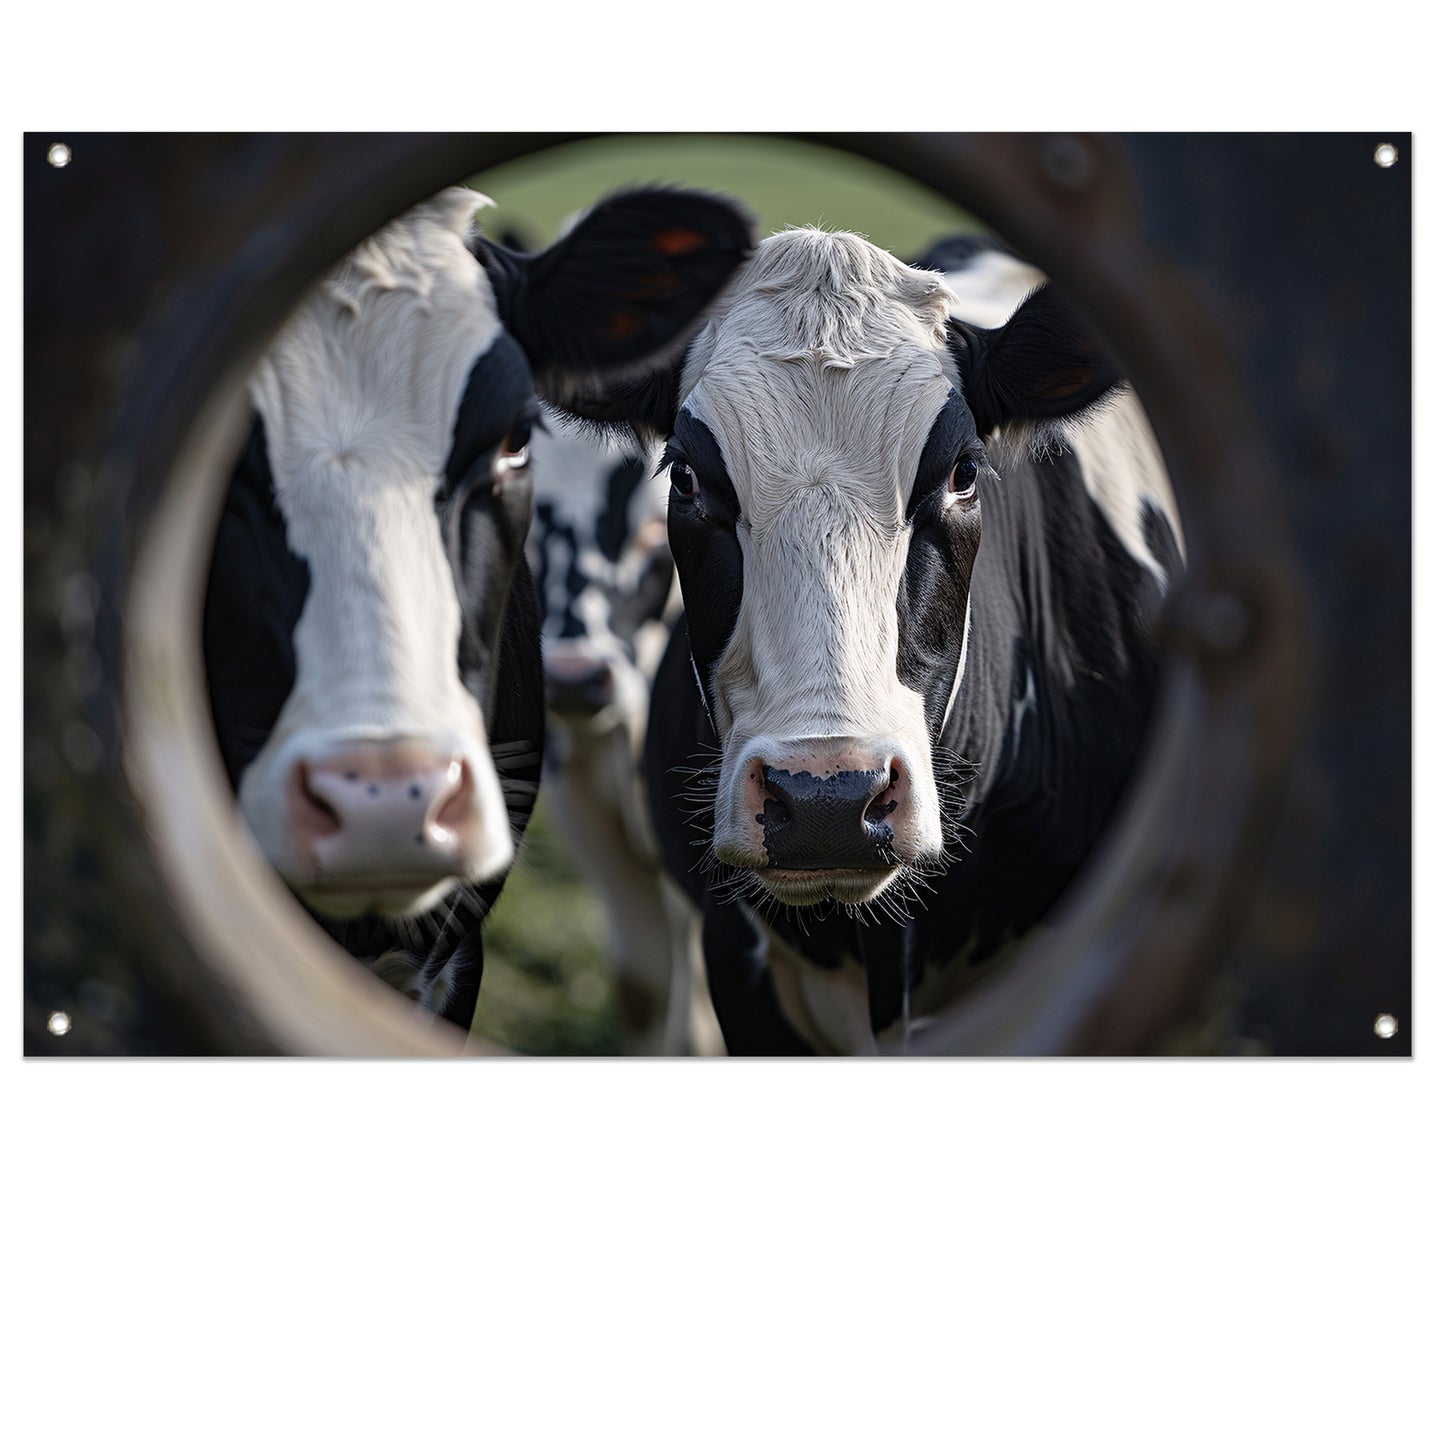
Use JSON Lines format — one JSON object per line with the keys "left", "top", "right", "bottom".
{"left": 71, "top": 134, "right": 1305, "bottom": 1052}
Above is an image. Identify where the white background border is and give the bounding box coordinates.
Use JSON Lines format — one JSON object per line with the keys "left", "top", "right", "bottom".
{"left": 6, "top": 7, "right": 1435, "bottom": 1441}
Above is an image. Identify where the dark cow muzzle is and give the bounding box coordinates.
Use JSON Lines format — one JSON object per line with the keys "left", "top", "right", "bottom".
{"left": 714, "top": 739, "right": 935, "bottom": 906}
{"left": 760, "top": 765, "right": 899, "bottom": 870}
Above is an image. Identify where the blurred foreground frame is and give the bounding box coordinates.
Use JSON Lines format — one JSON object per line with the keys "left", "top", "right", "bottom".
{"left": 23, "top": 133, "right": 1411, "bottom": 1057}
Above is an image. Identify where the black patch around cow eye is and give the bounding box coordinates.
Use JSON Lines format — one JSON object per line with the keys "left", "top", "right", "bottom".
{"left": 444, "top": 332, "right": 535, "bottom": 487}
{"left": 501, "top": 416, "right": 534, "bottom": 456}
{"left": 669, "top": 459, "right": 699, "bottom": 499}
{"left": 907, "top": 392, "right": 976, "bottom": 520}
{"left": 203, "top": 413, "right": 312, "bottom": 788}
{"left": 949, "top": 457, "right": 979, "bottom": 496}
{"left": 669, "top": 411, "right": 739, "bottom": 523}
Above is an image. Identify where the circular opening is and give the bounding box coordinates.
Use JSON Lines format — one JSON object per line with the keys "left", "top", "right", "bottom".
{"left": 122, "top": 134, "right": 1298, "bottom": 1056}
{"left": 47, "top": 1010, "right": 72, "bottom": 1036}
{"left": 47, "top": 142, "right": 71, "bottom": 169}
{"left": 1374, "top": 142, "right": 1398, "bottom": 169}
{"left": 1373, "top": 1013, "right": 1398, "bottom": 1040}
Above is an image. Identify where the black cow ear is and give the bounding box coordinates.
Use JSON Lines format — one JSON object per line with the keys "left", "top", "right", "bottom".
{"left": 962, "top": 285, "right": 1124, "bottom": 437}
{"left": 547, "top": 363, "right": 683, "bottom": 446}
{"left": 486, "top": 187, "right": 753, "bottom": 388}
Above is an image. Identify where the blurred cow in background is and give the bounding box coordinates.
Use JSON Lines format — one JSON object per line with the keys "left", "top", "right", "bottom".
{"left": 529, "top": 418, "right": 723, "bottom": 1053}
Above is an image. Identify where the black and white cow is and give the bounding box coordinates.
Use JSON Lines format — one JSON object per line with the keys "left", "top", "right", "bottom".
{"left": 553, "top": 228, "right": 1182, "bottom": 1053}
{"left": 527, "top": 419, "right": 721, "bottom": 1053}
{"left": 202, "top": 185, "right": 752, "bottom": 1032}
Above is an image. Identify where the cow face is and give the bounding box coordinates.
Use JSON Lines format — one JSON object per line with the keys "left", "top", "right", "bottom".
{"left": 203, "top": 186, "right": 751, "bottom": 921}
{"left": 527, "top": 419, "right": 675, "bottom": 742}
{"left": 558, "top": 228, "right": 1120, "bottom": 912}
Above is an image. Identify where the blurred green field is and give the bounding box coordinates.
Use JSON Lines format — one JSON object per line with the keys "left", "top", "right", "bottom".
{"left": 467, "top": 137, "right": 980, "bottom": 1054}
{"left": 470, "top": 794, "right": 623, "bottom": 1054}
{"left": 466, "top": 133, "right": 980, "bottom": 264}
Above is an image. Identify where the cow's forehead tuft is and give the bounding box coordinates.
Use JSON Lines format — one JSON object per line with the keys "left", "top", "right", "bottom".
{"left": 321, "top": 187, "right": 493, "bottom": 316}
{"left": 681, "top": 227, "right": 955, "bottom": 393}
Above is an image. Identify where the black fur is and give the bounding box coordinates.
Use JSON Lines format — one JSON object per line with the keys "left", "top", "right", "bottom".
{"left": 476, "top": 186, "right": 754, "bottom": 398}
{"left": 626, "top": 270, "right": 1170, "bottom": 1051}
{"left": 444, "top": 333, "right": 535, "bottom": 487}
{"left": 664, "top": 411, "right": 745, "bottom": 711}
{"left": 898, "top": 394, "right": 986, "bottom": 737}
{"left": 202, "top": 416, "right": 310, "bottom": 788}
{"left": 954, "top": 286, "right": 1124, "bottom": 436}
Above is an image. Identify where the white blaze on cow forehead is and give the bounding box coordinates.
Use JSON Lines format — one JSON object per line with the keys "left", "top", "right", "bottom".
{"left": 682, "top": 227, "right": 955, "bottom": 389}
{"left": 681, "top": 230, "right": 961, "bottom": 534}
{"left": 674, "top": 230, "right": 965, "bottom": 867}
{"left": 252, "top": 187, "right": 502, "bottom": 483}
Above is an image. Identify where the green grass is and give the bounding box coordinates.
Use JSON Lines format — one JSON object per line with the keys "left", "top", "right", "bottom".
{"left": 467, "top": 133, "right": 980, "bottom": 259}
{"left": 469, "top": 795, "right": 625, "bottom": 1055}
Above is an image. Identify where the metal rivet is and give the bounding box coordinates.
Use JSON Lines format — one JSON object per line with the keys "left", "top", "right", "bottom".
{"left": 1374, "top": 1013, "right": 1398, "bottom": 1039}
{"left": 48, "top": 1011, "right": 72, "bottom": 1036}
{"left": 1374, "top": 143, "right": 1398, "bottom": 169}
{"left": 47, "top": 143, "right": 72, "bottom": 169}
{"left": 1040, "top": 135, "right": 1095, "bottom": 190}
{"left": 1179, "top": 590, "right": 1253, "bottom": 655}
{"left": 61, "top": 721, "right": 103, "bottom": 773}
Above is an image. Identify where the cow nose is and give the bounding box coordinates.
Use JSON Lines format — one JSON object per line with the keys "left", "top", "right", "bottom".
{"left": 760, "top": 762, "right": 901, "bottom": 870}
{"left": 544, "top": 653, "right": 615, "bottom": 714}
{"left": 287, "top": 743, "right": 476, "bottom": 886}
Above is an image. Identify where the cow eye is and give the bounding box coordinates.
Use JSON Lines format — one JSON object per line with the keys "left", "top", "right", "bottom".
{"left": 948, "top": 457, "right": 978, "bottom": 501}
{"left": 670, "top": 460, "right": 700, "bottom": 500}
{"left": 493, "top": 421, "right": 532, "bottom": 480}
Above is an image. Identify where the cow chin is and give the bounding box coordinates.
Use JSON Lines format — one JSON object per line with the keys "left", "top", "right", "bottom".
{"left": 755, "top": 865, "right": 900, "bottom": 908}
{"left": 294, "top": 875, "right": 463, "bottom": 923}
{"left": 284, "top": 825, "right": 515, "bottom": 922}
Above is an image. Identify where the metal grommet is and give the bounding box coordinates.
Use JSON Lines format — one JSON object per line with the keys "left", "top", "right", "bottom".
{"left": 1374, "top": 143, "right": 1398, "bottom": 169}
{"left": 1373, "top": 1013, "right": 1398, "bottom": 1039}
{"left": 47, "top": 143, "right": 72, "bottom": 169}
{"left": 47, "top": 1010, "right": 72, "bottom": 1036}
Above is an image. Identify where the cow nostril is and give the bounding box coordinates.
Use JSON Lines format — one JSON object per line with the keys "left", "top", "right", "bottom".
{"left": 760, "top": 771, "right": 792, "bottom": 826}
{"left": 294, "top": 764, "right": 342, "bottom": 838}
{"left": 432, "top": 759, "right": 474, "bottom": 833}
{"left": 865, "top": 762, "right": 903, "bottom": 826}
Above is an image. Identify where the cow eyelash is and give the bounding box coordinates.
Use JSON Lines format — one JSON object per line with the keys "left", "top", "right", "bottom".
{"left": 947, "top": 456, "right": 979, "bottom": 503}
{"left": 658, "top": 441, "right": 699, "bottom": 500}
{"left": 494, "top": 410, "right": 542, "bottom": 478}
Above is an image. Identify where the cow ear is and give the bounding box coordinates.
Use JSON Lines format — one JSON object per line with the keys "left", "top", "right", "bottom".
{"left": 483, "top": 187, "right": 753, "bottom": 390}
{"left": 962, "top": 284, "right": 1124, "bottom": 437}
{"left": 543, "top": 362, "right": 683, "bottom": 446}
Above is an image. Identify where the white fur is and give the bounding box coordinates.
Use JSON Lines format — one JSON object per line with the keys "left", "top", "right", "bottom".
{"left": 1065, "top": 387, "right": 1185, "bottom": 587}
{"left": 682, "top": 230, "right": 962, "bottom": 870}
{"left": 941, "top": 250, "right": 1047, "bottom": 328}
{"left": 679, "top": 230, "right": 1179, "bottom": 896}
{"left": 237, "top": 188, "right": 516, "bottom": 898}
